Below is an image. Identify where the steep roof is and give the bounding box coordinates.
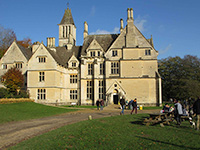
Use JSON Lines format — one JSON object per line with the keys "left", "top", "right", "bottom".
{"left": 16, "top": 42, "right": 32, "bottom": 60}
{"left": 47, "top": 46, "right": 81, "bottom": 67}
{"left": 59, "top": 8, "right": 75, "bottom": 25}
{"left": 81, "top": 34, "right": 119, "bottom": 55}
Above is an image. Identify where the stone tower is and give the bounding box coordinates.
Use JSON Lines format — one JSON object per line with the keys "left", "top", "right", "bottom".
{"left": 58, "top": 7, "right": 76, "bottom": 49}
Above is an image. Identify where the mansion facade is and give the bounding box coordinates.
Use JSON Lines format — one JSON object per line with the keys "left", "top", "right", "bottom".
{"left": 0, "top": 8, "right": 162, "bottom": 106}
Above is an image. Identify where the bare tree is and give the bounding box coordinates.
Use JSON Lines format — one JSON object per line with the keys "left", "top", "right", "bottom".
{"left": 0, "top": 25, "right": 16, "bottom": 58}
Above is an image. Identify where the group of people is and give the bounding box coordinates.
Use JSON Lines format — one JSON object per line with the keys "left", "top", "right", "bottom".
{"left": 161, "top": 98, "right": 200, "bottom": 130}
{"left": 120, "top": 97, "right": 137, "bottom": 115}
{"left": 96, "top": 99, "right": 104, "bottom": 110}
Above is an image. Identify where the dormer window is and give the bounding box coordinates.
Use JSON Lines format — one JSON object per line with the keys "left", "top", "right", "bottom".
{"left": 38, "top": 56, "right": 46, "bottom": 63}
{"left": 145, "top": 50, "right": 151, "bottom": 56}
{"left": 112, "top": 50, "right": 118, "bottom": 57}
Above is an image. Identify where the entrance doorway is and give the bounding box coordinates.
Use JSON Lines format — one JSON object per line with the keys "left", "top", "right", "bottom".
{"left": 113, "top": 95, "right": 119, "bottom": 104}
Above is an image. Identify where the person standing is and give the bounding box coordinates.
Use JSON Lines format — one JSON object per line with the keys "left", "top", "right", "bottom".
{"left": 174, "top": 99, "right": 183, "bottom": 125}
{"left": 120, "top": 96, "right": 126, "bottom": 115}
{"left": 100, "top": 99, "right": 104, "bottom": 110}
{"left": 96, "top": 99, "right": 100, "bottom": 110}
{"left": 193, "top": 97, "right": 200, "bottom": 131}
{"left": 131, "top": 98, "right": 137, "bottom": 114}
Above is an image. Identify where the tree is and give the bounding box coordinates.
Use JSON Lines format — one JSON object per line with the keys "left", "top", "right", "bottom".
{"left": 158, "top": 55, "right": 200, "bottom": 101}
{"left": 17, "top": 37, "right": 32, "bottom": 48}
{"left": 1, "top": 67, "right": 24, "bottom": 94}
{"left": 0, "top": 25, "right": 16, "bottom": 58}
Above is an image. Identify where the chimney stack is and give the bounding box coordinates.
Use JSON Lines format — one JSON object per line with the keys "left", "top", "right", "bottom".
{"left": 47, "top": 37, "right": 55, "bottom": 48}
{"left": 84, "top": 21, "right": 88, "bottom": 39}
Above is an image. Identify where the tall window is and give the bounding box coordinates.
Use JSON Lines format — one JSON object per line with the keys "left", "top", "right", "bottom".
{"left": 145, "top": 50, "right": 151, "bottom": 55}
{"left": 63, "top": 26, "right": 65, "bottom": 38}
{"left": 100, "top": 63, "right": 105, "bottom": 75}
{"left": 87, "top": 81, "right": 93, "bottom": 99}
{"left": 70, "top": 74, "right": 78, "bottom": 83}
{"left": 15, "top": 63, "right": 22, "bottom": 69}
{"left": 38, "top": 57, "right": 46, "bottom": 63}
{"left": 39, "top": 72, "right": 45, "bottom": 82}
{"left": 111, "top": 62, "right": 119, "bottom": 74}
{"left": 70, "top": 90, "right": 77, "bottom": 100}
{"left": 88, "top": 63, "right": 93, "bottom": 75}
{"left": 112, "top": 50, "right": 118, "bottom": 57}
{"left": 37, "top": 89, "right": 46, "bottom": 100}
{"left": 99, "top": 80, "right": 104, "bottom": 99}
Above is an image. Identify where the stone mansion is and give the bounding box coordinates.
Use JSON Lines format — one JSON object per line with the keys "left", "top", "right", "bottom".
{"left": 0, "top": 7, "right": 162, "bottom": 106}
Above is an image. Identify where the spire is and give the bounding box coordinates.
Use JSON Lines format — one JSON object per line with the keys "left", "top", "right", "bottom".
{"left": 59, "top": 7, "right": 75, "bottom": 25}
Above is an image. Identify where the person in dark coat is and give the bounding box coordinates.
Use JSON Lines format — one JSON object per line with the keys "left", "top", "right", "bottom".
{"left": 193, "top": 97, "right": 200, "bottom": 130}
{"left": 96, "top": 99, "right": 100, "bottom": 110}
{"left": 120, "top": 96, "right": 126, "bottom": 115}
{"left": 130, "top": 98, "right": 137, "bottom": 114}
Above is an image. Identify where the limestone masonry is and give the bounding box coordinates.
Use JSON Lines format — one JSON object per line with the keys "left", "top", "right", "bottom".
{"left": 0, "top": 7, "right": 162, "bottom": 106}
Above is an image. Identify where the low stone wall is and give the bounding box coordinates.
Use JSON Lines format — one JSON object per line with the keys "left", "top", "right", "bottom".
{"left": 0, "top": 98, "right": 34, "bottom": 104}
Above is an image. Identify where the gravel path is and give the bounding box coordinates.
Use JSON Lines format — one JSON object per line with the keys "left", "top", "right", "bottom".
{"left": 0, "top": 107, "right": 160, "bottom": 149}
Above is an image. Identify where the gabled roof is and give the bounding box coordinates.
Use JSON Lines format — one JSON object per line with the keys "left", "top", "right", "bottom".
{"left": 59, "top": 8, "right": 75, "bottom": 25}
{"left": 81, "top": 34, "right": 119, "bottom": 55}
{"left": 47, "top": 46, "right": 81, "bottom": 68}
{"left": 16, "top": 43, "right": 32, "bottom": 60}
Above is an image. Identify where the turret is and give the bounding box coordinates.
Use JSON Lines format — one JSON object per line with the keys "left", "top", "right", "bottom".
{"left": 58, "top": 7, "right": 76, "bottom": 49}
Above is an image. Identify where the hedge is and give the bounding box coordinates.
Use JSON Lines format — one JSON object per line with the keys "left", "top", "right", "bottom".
{"left": 0, "top": 98, "right": 34, "bottom": 104}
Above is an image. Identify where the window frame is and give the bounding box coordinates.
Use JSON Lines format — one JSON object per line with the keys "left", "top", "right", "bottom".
{"left": 37, "top": 89, "right": 46, "bottom": 100}
{"left": 39, "top": 72, "right": 45, "bottom": 82}
{"left": 2, "top": 64, "right": 7, "bottom": 69}
{"left": 38, "top": 57, "right": 46, "bottom": 63}
{"left": 87, "top": 80, "right": 93, "bottom": 100}
{"left": 99, "top": 80, "right": 104, "bottom": 99}
{"left": 70, "top": 90, "right": 78, "bottom": 100}
{"left": 112, "top": 50, "right": 118, "bottom": 57}
{"left": 145, "top": 50, "right": 151, "bottom": 56}
{"left": 70, "top": 74, "right": 78, "bottom": 84}
{"left": 88, "top": 63, "right": 93, "bottom": 75}
{"left": 100, "top": 63, "right": 105, "bottom": 75}
{"left": 111, "top": 62, "right": 119, "bottom": 74}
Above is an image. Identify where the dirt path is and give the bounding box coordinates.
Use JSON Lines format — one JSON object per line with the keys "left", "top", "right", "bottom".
{"left": 0, "top": 108, "right": 160, "bottom": 149}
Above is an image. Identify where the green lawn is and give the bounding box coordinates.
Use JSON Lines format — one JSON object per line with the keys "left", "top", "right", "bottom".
{"left": 0, "top": 102, "right": 78, "bottom": 124}
{"left": 9, "top": 114, "right": 200, "bottom": 150}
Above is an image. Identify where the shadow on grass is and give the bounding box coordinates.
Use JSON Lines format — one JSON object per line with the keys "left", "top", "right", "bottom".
{"left": 136, "top": 135, "right": 200, "bottom": 150}
{"left": 130, "top": 116, "right": 147, "bottom": 126}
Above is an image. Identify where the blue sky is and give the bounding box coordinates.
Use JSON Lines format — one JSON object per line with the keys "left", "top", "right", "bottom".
{"left": 1, "top": 0, "right": 200, "bottom": 59}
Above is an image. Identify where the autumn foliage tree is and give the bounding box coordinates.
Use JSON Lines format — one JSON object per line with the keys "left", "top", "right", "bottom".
{"left": 17, "top": 37, "right": 32, "bottom": 48}
{"left": 1, "top": 67, "right": 24, "bottom": 94}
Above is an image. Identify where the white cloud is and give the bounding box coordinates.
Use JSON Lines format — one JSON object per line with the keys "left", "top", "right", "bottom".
{"left": 159, "top": 44, "right": 172, "bottom": 54}
{"left": 134, "top": 16, "right": 147, "bottom": 32}
{"left": 90, "top": 27, "right": 119, "bottom": 35}
{"left": 90, "top": 6, "right": 96, "bottom": 16}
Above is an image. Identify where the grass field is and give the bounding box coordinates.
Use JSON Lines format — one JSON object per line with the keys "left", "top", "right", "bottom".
{"left": 9, "top": 114, "right": 200, "bottom": 150}
{"left": 0, "top": 102, "right": 78, "bottom": 124}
